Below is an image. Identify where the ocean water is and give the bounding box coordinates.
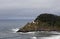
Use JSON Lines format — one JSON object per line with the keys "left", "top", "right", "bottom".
{"left": 0, "top": 19, "right": 60, "bottom": 39}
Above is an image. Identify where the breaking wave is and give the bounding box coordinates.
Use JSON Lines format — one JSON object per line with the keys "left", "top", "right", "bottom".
{"left": 11, "top": 28, "right": 60, "bottom": 39}
{"left": 11, "top": 28, "right": 19, "bottom": 33}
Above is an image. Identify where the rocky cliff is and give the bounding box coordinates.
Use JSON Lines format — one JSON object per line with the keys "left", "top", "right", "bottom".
{"left": 17, "top": 13, "right": 60, "bottom": 32}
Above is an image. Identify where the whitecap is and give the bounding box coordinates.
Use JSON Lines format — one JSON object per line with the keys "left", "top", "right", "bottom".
{"left": 27, "top": 32, "right": 35, "bottom": 34}
{"left": 31, "top": 37, "right": 37, "bottom": 39}
{"left": 39, "top": 35, "right": 60, "bottom": 39}
{"left": 11, "top": 28, "right": 19, "bottom": 33}
{"left": 18, "top": 32, "right": 35, "bottom": 35}
{"left": 50, "top": 31, "right": 60, "bottom": 34}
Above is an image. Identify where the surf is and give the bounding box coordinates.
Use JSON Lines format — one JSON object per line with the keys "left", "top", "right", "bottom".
{"left": 11, "top": 28, "right": 19, "bottom": 33}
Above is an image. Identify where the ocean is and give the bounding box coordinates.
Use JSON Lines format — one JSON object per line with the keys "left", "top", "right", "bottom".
{"left": 0, "top": 19, "right": 60, "bottom": 39}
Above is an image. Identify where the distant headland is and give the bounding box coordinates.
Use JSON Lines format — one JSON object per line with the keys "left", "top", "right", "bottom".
{"left": 17, "top": 13, "right": 60, "bottom": 32}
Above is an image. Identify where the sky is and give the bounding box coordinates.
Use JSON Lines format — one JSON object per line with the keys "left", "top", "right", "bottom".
{"left": 0, "top": 0, "right": 60, "bottom": 19}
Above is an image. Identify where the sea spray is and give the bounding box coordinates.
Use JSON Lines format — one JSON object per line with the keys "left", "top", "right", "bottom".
{"left": 36, "top": 31, "right": 60, "bottom": 39}
{"left": 18, "top": 32, "right": 35, "bottom": 35}
{"left": 39, "top": 35, "right": 60, "bottom": 39}
{"left": 11, "top": 28, "right": 19, "bottom": 33}
{"left": 31, "top": 37, "right": 37, "bottom": 39}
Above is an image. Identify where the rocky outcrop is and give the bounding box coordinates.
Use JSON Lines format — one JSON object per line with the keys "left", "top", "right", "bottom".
{"left": 17, "top": 13, "right": 60, "bottom": 32}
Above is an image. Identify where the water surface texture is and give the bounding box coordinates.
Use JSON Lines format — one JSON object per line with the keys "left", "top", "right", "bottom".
{"left": 0, "top": 19, "right": 60, "bottom": 39}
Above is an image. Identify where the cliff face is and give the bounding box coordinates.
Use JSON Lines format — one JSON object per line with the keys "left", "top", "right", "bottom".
{"left": 17, "top": 13, "right": 60, "bottom": 32}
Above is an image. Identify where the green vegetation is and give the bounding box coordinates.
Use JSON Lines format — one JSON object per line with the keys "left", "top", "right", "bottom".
{"left": 17, "top": 13, "right": 60, "bottom": 32}
{"left": 35, "top": 13, "right": 60, "bottom": 27}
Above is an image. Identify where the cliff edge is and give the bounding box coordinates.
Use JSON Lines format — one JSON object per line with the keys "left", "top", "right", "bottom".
{"left": 17, "top": 13, "right": 60, "bottom": 32}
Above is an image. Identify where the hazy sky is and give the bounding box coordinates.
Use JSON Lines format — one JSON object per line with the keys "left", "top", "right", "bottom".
{"left": 0, "top": 0, "right": 60, "bottom": 19}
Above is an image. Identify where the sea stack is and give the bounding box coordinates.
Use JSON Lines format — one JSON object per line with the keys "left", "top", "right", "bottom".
{"left": 17, "top": 13, "right": 60, "bottom": 32}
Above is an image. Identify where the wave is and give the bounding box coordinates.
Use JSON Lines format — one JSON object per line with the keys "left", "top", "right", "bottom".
{"left": 0, "top": 36, "right": 21, "bottom": 39}
{"left": 49, "top": 31, "right": 60, "bottom": 34}
{"left": 18, "top": 32, "right": 35, "bottom": 35}
{"left": 31, "top": 37, "right": 37, "bottom": 39}
{"left": 30, "top": 35, "right": 60, "bottom": 39}
{"left": 11, "top": 28, "right": 19, "bottom": 33}
{"left": 39, "top": 35, "right": 60, "bottom": 39}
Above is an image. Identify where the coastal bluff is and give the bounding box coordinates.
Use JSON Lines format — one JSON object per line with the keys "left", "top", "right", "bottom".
{"left": 17, "top": 13, "right": 60, "bottom": 32}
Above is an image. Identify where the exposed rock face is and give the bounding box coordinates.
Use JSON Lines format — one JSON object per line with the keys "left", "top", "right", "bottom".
{"left": 17, "top": 22, "right": 38, "bottom": 32}
{"left": 17, "top": 13, "right": 60, "bottom": 32}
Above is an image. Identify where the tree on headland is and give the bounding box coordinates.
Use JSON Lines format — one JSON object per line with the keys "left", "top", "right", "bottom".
{"left": 34, "top": 13, "right": 60, "bottom": 27}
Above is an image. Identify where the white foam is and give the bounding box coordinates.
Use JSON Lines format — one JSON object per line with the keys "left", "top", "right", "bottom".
{"left": 18, "top": 31, "right": 60, "bottom": 35}
{"left": 19, "top": 32, "right": 35, "bottom": 34}
{"left": 40, "top": 35, "right": 60, "bottom": 39}
{"left": 50, "top": 31, "right": 60, "bottom": 34}
{"left": 11, "top": 28, "right": 19, "bottom": 33}
{"left": 31, "top": 37, "right": 37, "bottom": 39}
{"left": 27, "top": 32, "right": 35, "bottom": 34}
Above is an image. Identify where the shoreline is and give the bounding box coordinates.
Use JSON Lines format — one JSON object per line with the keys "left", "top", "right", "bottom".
{"left": 17, "top": 31, "right": 60, "bottom": 35}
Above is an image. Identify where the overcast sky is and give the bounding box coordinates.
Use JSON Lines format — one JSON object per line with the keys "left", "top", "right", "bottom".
{"left": 0, "top": 0, "right": 60, "bottom": 19}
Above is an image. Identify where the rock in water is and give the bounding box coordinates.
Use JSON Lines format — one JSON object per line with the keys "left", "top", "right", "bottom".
{"left": 17, "top": 13, "right": 60, "bottom": 32}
